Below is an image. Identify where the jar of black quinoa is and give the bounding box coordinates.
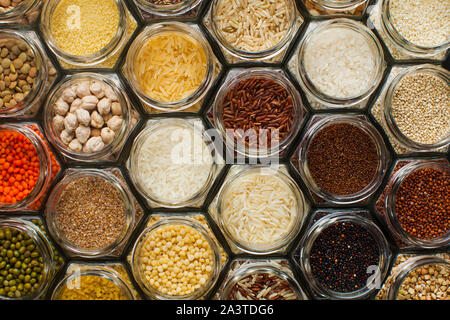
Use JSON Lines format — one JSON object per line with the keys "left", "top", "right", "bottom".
{"left": 0, "top": 218, "right": 58, "bottom": 300}
{"left": 299, "top": 212, "right": 391, "bottom": 299}
{"left": 297, "top": 115, "right": 389, "bottom": 204}
{"left": 219, "top": 262, "right": 307, "bottom": 300}
{"left": 382, "top": 160, "right": 449, "bottom": 249}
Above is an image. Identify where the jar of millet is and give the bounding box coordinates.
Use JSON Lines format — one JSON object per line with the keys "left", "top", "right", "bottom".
{"left": 0, "top": 218, "right": 58, "bottom": 300}
{"left": 381, "top": 160, "right": 449, "bottom": 249}
{"left": 131, "top": 217, "right": 221, "bottom": 299}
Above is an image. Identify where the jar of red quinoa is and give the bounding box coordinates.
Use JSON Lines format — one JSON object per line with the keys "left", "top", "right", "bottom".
{"left": 45, "top": 169, "right": 136, "bottom": 258}
{"left": 298, "top": 212, "right": 391, "bottom": 300}
{"left": 0, "top": 0, "right": 41, "bottom": 25}
{"left": 302, "top": 0, "right": 368, "bottom": 16}
{"left": 0, "top": 30, "right": 56, "bottom": 118}
{"left": 382, "top": 160, "right": 449, "bottom": 249}
{"left": 131, "top": 217, "right": 221, "bottom": 300}
{"left": 213, "top": 68, "right": 304, "bottom": 158}
{"left": 297, "top": 115, "right": 389, "bottom": 205}
{"left": 0, "top": 218, "right": 58, "bottom": 300}
{"left": 123, "top": 22, "right": 215, "bottom": 113}
{"left": 380, "top": 0, "right": 450, "bottom": 57}
{"left": 0, "top": 124, "right": 53, "bottom": 212}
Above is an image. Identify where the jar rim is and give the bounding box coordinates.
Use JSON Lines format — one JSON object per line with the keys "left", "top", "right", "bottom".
{"left": 0, "top": 30, "right": 47, "bottom": 117}
{"left": 125, "top": 21, "right": 214, "bottom": 112}
{"left": 310, "top": 0, "right": 367, "bottom": 10}
{"left": 298, "top": 115, "right": 389, "bottom": 204}
{"left": 299, "top": 212, "right": 391, "bottom": 300}
{"left": 0, "top": 124, "right": 52, "bottom": 211}
{"left": 385, "top": 160, "right": 450, "bottom": 248}
{"left": 210, "top": 0, "right": 297, "bottom": 60}
{"left": 0, "top": 218, "right": 55, "bottom": 300}
{"left": 387, "top": 255, "right": 449, "bottom": 300}
{"left": 130, "top": 216, "right": 221, "bottom": 300}
{"left": 382, "top": 64, "right": 450, "bottom": 151}
{"left": 380, "top": 0, "right": 450, "bottom": 57}
{"left": 220, "top": 262, "right": 306, "bottom": 300}
{"left": 134, "top": 0, "right": 202, "bottom": 16}
{"left": 128, "top": 118, "right": 216, "bottom": 208}
{"left": 42, "top": 72, "right": 131, "bottom": 161}
{"left": 45, "top": 169, "right": 136, "bottom": 258}
{"left": 213, "top": 68, "right": 304, "bottom": 158}
{"left": 51, "top": 266, "right": 137, "bottom": 300}
{"left": 0, "top": 0, "right": 37, "bottom": 19}
{"left": 216, "top": 165, "right": 306, "bottom": 254}
{"left": 297, "top": 18, "right": 385, "bottom": 107}
{"left": 40, "top": 0, "right": 128, "bottom": 66}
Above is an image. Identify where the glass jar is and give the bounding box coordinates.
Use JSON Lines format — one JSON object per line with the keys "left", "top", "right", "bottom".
{"left": 45, "top": 169, "right": 136, "bottom": 258}
{"left": 134, "top": 0, "right": 202, "bottom": 17}
{"left": 123, "top": 22, "right": 215, "bottom": 113}
{"left": 40, "top": 0, "right": 129, "bottom": 67}
{"left": 51, "top": 266, "right": 137, "bottom": 300}
{"left": 43, "top": 72, "right": 132, "bottom": 162}
{"left": 213, "top": 68, "right": 305, "bottom": 159}
{"left": 131, "top": 217, "right": 221, "bottom": 300}
{"left": 297, "top": 115, "right": 389, "bottom": 205}
{"left": 0, "top": 218, "right": 57, "bottom": 300}
{"left": 302, "top": 0, "right": 368, "bottom": 16}
{"left": 299, "top": 212, "right": 391, "bottom": 300}
{"left": 378, "top": 255, "right": 449, "bottom": 300}
{"left": 219, "top": 262, "right": 307, "bottom": 300}
{"left": 207, "top": 0, "right": 298, "bottom": 63}
{"left": 381, "top": 160, "right": 449, "bottom": 249}
{"left": 297, "top": 19, "right": 385, "bottom": 109}
{"left": 0, "top": 30, "right": 56, "bottom": 118}
{"left": 382, "top": 64, "right": 450, "bottom": 152}
{"left": 0, "top": 124, "right": 53, "bottom": 212}
{"left": 380, "top": 0, "right": 450, "bottom": 58}
{"left": 128, "top": 118, "right": 217, "bottom": 208}
{"left": 216, "top": 166, "right": 307, "bottom": 254}
{"left": 0, "top": 0, "right": 40, "bottom": 25}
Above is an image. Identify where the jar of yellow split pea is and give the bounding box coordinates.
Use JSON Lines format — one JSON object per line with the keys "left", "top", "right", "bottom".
{"left": 40, "top": 0, "right": 129, "bottom": 67}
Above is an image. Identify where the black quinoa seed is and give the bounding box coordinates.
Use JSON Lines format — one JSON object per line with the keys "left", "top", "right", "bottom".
{"left": 309, "top": 221, "right": 379, "bottom": 293}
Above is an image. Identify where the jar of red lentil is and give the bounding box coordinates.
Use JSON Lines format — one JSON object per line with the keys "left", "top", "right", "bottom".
{"left": 295, "top": 19, "right": 385, "bottom": 109}
{"left": 0, "top": 30, "right": 57, "bottom": 118}
{"left": 123, "top": 22, "right": 216, "bottom": 113}
{"left": 0, "top": 0, "right": 41, "bottom": 25}
{"left": 380, "top": 0, "right": 450, "bottom": 57}
{"left": 0, "top": 124, "right": 53, "bottom": 212}
{"left": 206, "top": 0, "right": 300, "bottom": 63}
{"left": 40, "top": 0, "right": 129, "bottom": 67}
{"left": 52, "top": 266, "right": 137, "bottom": 300}
{"left": 215, "top": 166, "right": 307, "bottom": 255}
{"left": 43, "top": 73, "right": 133, "bottom": 162}
{"left": 0, "top": 218, "right": 58, "bottom": 300}
{"left": 297, "top": 115, "right": 389, "bottom": 205}
{"left": 131, "top": 217, "right": 221, "bottom": 299}
{"left": 381, "top": 160, "right": 449, "bottom": 249}
{"left": 45, "top": 169, "right": 136, "bottom": 258}
{"left": 382, "top": 64, "right": 450, "bottom": 152}
{"left": 298, "top": 212, "right": 391, "bottom": 300}
{"left": 377, "top": 255, "right": 449, "bottom": 300}
{"left": 213, "top": 68, "right": 305, "bottom": 159}
{"left": 134, "top": 0, "right": 202, "bottom": 17}
{"left": 302, "top": 0, "right": 368, "bottom": 16}
{"left": 219, "top": 261, "right": 307, "bottom": 300}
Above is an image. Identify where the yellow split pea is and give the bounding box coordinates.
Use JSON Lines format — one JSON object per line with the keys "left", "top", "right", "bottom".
{"left": 139, "top": 224, "right": 214, "bottom": 297}
{"left": 50, "top": 0, "right": 120, "bottom": 56}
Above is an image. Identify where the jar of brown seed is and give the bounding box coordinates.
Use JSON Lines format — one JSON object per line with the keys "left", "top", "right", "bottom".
{"left": 0, "top": 0, "right": 41, "bottom": 25}
{"left": 302, "top": 0, "right": 368, "bottom": 16}
{"left": 133, "top": 0, "right": 202, "bottom": 18}
{"left": 0, "top": 29, "right": 57, "bottom": 118}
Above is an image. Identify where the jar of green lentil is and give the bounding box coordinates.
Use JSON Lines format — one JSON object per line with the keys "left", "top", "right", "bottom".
{"left": 377, "top": 255, "right": 449, "bottom": 300}
{"left": 0, "top": 0, "right": 41, "bottom": 25}
{"left": 0, "top": 29, "right": 57, "bottom": 118}
{"left": 40, "top": 0, "right": 129, "bottom": 67}
{"left": 51, "top": 266, "right": 137, "bottom": 300}
{"left": 381, "top": 159, "right": 450, "bottom": 249}
{"left": 382, "top": 64, "right": 450, "bottom": 152}
{"left": 0, "top": 218, "right": 58, "bottom": 300}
